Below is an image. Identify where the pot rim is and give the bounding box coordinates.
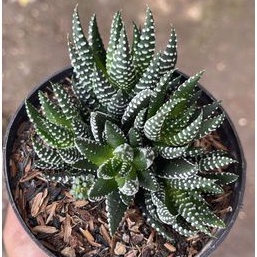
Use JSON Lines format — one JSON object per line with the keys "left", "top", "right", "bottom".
{"left": 3, "top": 67, "right": 246, "bottom": 257}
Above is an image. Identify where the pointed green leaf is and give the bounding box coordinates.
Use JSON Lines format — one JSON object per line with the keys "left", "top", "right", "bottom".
{"left": 195, "top": 201, "right": 225, "bottom": 228}
{"left": 57, "top": 146, "right": 83, "bottom": 164}
{"left": 133, "top": 147, "right": 155, "bottom": 170}
{"left": 71, "top": 118, "right": 92, "bottom": 138}
{"left": 72, "top": 5, "right": 94, "bottom": 68}
{"left": 133, "top": 7, "right": 155, "bottom": 74}
{"left": 151, "top": 190, "right": 176, "bottom": 225}
{"left": 197, "top": 113, "right": 225, "bottom": 139}
{"left": 143, "top": 193, "right": 179, "bottom": 240}
{"left": 70, "top": 64, "right": 98, "bottom": 109}
{"left": 34, "top": 159, "right": 68, "bottom": 171}
{"left": 109, "top": 27, "right": 136, "bottom": 91}
{"left": 52, "top": 83, "right": 79, "bottom": 120}
{"left": 38, "top": 91, "right": 71, "bottom": 128}
{"left": 39, "top": 119, "right": 74, "bottom": 149}
{"left": 104, "top": 120, "right": 127, "bottom": 148}
{"left": 75, "top": 138, "right": 113, "bottom": 166}
{"left": 92, "top": 66, "right": 116, "bottom": 108}
{"left": 176, "top": 196, "right": 212, "bottom": 235}
{"left": 90, "top": 111, "right": 117, "bottom": 142}
{"left": 157, "top": 145, "right": 188, "bottom": 159}
{"left": 159, "top": 26, "right": 177, "bottom": 74}
{"left": 147, "top": 70, "right": 174, "bottom": 118}
{"left": 134, "top": 108, "right": 147, "bottom": 134}
{"left": 97, "top": 158, "right": 122, "bottom": 179}
{"left": 106, "top": 11, "right": 123, "bottom": 73}
{"left": 32, "top": 138, "right": 63, "bottom": 165}
{"left": 89, "top": 178, "right": 118, "bottom": 200}
{"left": 137, "top": 168, "right": 158, "bottom": 191}
{"left": 88, "top": 14, "right": 106, "bottom": 70}
{"left": 128, "top": 127, "right": 143, "bottom": 147}
{"left": 107, "top": 90, "right": 130, "bottom": 118}
{"left": 160, "top": 158, "right": 198, "bottom": 179}
{"left": 26, "top": 101, "right": 74, "bottom": 149}
{"left": 119, "top": 170, "right": 139, "bottom": 196}
{"left": 203, "top": 172, "right": 239, "bottom": 185}
{"left": 71, "top": 6, "right": 96, "bottom": 98}
{"left": 200, "top": 151, "right": 237, "bottom": 171}
{"left": 183, "top": 146, "right": 205, "bottom": 157}
{"left": 169, "top": 176, "right": 224, "bottom": 195}
{"left": 106, "top": 190, "right": 127, "bottom": 235}
{"left": 131, "top": 22, "right": 141, "bottom": 57}
{"left": 173, "top": 71, "right": 204, "bottom": 100}
{"left": 174, "top": 191, "right": 225, "bottom": 233}
{"left": 162, "top": 110, "right": 203, "bottom": 146}
{"left": 121, "top": 88, "right": 153, "bottom": 125}
{"left": 134, "top": 53, "right": 161, "bottom": 94}
{"left": 144, "top": 98, "right": 186, "bottom": 142}
{"left": 202, "top": 101, "right": 221, "bottom": 119}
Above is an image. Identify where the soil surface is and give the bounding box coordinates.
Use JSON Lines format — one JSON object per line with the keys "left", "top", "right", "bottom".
{"left": 3, "top": 1, "right": 254, "bottom": 257}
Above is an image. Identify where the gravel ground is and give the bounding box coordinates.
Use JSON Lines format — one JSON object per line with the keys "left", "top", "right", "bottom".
{"left": 3, "top": 0, "right": 254, "bottom": 257}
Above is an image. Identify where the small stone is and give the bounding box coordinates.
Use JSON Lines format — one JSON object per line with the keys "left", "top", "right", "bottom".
{"left": 122, "top": 233, "right": 130, "bottom": 244}
{"left": 114, "top": 242, "right": 127, "bottom": 255}
{"left": 130, "top": 232, "right": 144, "bottom": 244}
{"left": 61, "top": 247, "right": 76, "bottom": 257}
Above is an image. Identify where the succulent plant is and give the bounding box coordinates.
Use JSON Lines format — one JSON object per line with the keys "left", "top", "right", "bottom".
{"left": 26, "top": 6, "right": 238, "bottom": 240}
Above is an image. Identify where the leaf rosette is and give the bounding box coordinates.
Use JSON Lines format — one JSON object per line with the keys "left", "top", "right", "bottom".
{"left": 26, "top": 6, "right": 238, "bottom": 239}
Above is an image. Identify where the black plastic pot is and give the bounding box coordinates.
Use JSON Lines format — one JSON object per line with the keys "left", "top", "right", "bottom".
{"left": 3, "top": 67, "right": 246, "bottom": 257}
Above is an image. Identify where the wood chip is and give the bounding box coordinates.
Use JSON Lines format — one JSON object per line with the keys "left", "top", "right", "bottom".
{"left": 125, "top": 250, "right": 138, "bottom": 257}
{"left": 215, "top": 206, "right": 233, "bottom": 214}
{"left": 88, "top": 219, "right": 94, "bottom": 232}
{"left": 87, "top": 240, "right": 102, "bottom": 248}
{"left": 31, "top": 188, "right": 48, "bottom": 217}
{"left": 79, "top": 228, "right": 102, "bottom": 247}
{"left": 164, "top": 243, "right": 176, "bottom": 253}
{"left": 36, "top": 213, "right": 45, "bottom": 226}
{"left": 79, "top": 228, "right": 95, "bottom": 242}
{"left": 146, "top": 229, "right": 156, "bottom": 244}
{"left": 211, "top": 191, "right": 232, "bottom": 203}
{"left": 46, "top": 202, "right": 57, "bottom": 224}
{"left": 73, "top": 199, "right": 89, "bottom": 208}
{"left": 186, "top": 234, "right": 200, "bottom": 241}
{"left": 32, "top": 225, "right": 58, "bottom": 234}
{"left": 114, "top": 242, "right": 127, "bottom": 255}
{"left": 100, "top": 224, "right": 111, "bottom": 246}
{"left": 127, "top": 217, "right": 140, "bottom": 233}
{"left": 63, "top": 215, "right": 72, "bottom": 243}
{"left": 24, "top": 158, "right": 32, "bottom": 173}
{"left": 20, "top": 171, "right": 41, "bottom": 182}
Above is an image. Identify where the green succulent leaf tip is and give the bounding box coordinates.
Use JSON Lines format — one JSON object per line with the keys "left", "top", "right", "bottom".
{"left": 25, "top": 5, "right": 239, "bottom": 240}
